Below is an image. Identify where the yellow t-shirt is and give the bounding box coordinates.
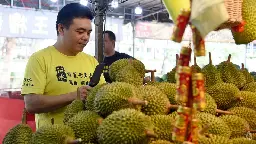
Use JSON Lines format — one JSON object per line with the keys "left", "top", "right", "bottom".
{"left": 21, "top": 46, "right": 105, "bottom": 129}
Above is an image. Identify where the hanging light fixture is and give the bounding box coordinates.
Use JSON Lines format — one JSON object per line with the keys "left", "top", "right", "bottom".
{"left": 111, "top": 0, "right": 119, "bottom": 8}
{"left": 135, "top": 3, "right": 142, "bottom": 15}
{"left": 80, "top": 0, "right": 88, "bottom": 6}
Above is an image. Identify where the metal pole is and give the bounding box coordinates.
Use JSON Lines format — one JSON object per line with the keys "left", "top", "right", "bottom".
{"left": 11, "top": 0, "right": 13, "bottom": 7}
{"left": 38, "top": 0, "right": 41, "bottom": 9}
{"left": 132, "top": 21, "right": 135, "bottom": 57}
{"left": 131, "top": 8, "right": 135, "bottom": 57}
{"left": 95, "top": 0, "right": 105, "bottom": 63}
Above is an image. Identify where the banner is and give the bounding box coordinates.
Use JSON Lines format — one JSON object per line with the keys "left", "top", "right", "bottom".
{"left": 0, "top": 6, "right": 124, "bottom": 41}
{"left": 135, "top": 21, "right": 235, "bottom": 42}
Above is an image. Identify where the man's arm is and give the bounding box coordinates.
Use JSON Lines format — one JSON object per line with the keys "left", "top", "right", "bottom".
{"left": 22, "top": 55, "right": 77, "bottom": 114}
{"left": 24, "top": 92, "right": 76, "bottom": 114}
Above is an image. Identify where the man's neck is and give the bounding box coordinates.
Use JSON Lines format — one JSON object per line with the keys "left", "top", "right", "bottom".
{"left": 104, "top": 50, "right": 116, "bottom": 57}
{"left": 54, "top": 40, "right": 77, "bottom": 56}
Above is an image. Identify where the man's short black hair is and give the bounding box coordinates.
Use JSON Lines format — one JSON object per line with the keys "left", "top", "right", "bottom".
{"left": 104, "top": 30, "right": 116, "bottom": 41}
{"left": 56, "top": 3, "right": 94, "bottom": 35}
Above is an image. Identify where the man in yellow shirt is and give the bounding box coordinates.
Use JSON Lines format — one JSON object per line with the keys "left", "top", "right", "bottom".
{"left": 21, "top": 3, "right": 105, "bottom": 129}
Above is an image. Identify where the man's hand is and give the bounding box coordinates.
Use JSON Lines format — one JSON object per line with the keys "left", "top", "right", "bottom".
{"left": 77, "top": 85, "right": 92, "bottom": 100}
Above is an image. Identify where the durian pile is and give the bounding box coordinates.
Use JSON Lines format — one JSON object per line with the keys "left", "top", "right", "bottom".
{"left": 3, "top": 57, "right": 256, "bottom": 144}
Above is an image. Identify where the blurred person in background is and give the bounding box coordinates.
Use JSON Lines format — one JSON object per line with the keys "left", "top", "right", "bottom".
{"left": 103, "top": 30, "right": 133, "bottom": 83}
{"left": 21, "top": 3, "right": 105, "bottom": 129}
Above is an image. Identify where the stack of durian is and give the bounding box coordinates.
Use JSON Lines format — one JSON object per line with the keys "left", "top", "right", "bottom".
{"left": 166, "top": 52, "right": 256, "bottom": 143}
{"left": 3, "top": 57, "right": 256, "bottom": 144}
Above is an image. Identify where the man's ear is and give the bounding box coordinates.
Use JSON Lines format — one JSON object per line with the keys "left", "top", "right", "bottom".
{"left": 57, "top": 24, "right": 65, "bottom": 36}
{"left": 112, "top": 41, "right": 115, "bottom": 48}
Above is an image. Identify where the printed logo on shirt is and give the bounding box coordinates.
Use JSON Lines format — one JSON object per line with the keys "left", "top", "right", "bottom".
{"left": 22, "top": 78, "right": 34, "bottom": 87}
{"left": 55, "top": 66, "right": 92, "bottom": 86}
{"left": 103, "top": 65, "right": 109, "bottom": 73}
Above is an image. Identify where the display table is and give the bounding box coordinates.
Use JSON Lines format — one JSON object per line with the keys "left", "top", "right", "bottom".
{"left": 0, "top": 97, "right": 36, "bottom": 142}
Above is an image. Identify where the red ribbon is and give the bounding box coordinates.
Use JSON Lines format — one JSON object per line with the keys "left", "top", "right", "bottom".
{"left": 177, "top": 15, "right": 190, "bottom": 37}
{"left": 232, "top": 20, "right": 246, "bottom": 32}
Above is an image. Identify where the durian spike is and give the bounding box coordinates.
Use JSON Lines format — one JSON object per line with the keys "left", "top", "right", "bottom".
{"left": 51, "top": 118, "right": 54, "bottom": 125}
{"left": 22, "top": 108, "right": 27, "bottom": 124}
{"left": 145, "top": 130, "right": 158, "bottom": 138}
{"left": 216, "top": 109, "right": 234, "bottom": 115}
{"left": 67, "top": 138, "right": 82, "bottom": 144}
{"left": 128, "top": 97, "right": 148, "bottom": 106}
{"left": 209, "top": 52, "right": 212, "bottom": 65}
{"left": 76, "top": 87, "right": 81, "bottom": 100}
{"left": 226, "top": 54, "right": 231, "bottom": 63}
{"left": 242, "top": 63, "right": 245, "bottom": 70}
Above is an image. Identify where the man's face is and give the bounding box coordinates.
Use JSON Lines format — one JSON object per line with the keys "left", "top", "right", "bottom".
{"left": 60, "top": 18, "right": 92, "bottom": 54}
{"left": 104, "top": 33, "right": 115, "bottom": 54}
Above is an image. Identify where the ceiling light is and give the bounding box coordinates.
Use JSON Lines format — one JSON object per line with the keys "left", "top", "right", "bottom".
{"left": 135, "top": 6, "right": 142, "bottom": 15}
{"left": 111, "top": 0, "right": 118, "bottom": 8}
{"left": 80, "top": 0, "right": 88, "bottom": 6}
{"left": 51, "top": 0, "right": 58, "bottom": 2}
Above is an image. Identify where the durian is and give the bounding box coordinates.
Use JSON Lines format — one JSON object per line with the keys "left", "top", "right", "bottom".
{"left": 115, "top": 64, "right": 144, "bottom": 86}
{"left": 216, "top": 54, "right": 246, "bottom": 89}
{"left": 109, "top": 59, "right": 129, "bottom": 81}
{"left": 242, "top": 82, "right": 256, "bottom": 92}
{"left": 2, "top": 109, "right": 33, "bottom": 144}
{"left": 30, "top": 120, "right": 78, "bottom": 144}
{"left": 206, "top": 83, "right": 241, "bottom": 110}
{"left": 140, "top": 85, "right": 172, "bottom": 115}
{"left": 167, "top": 54, "right": 179, "bottom": 83}
{"left": 109, "top": 58, "right": 145, "bottom": 81}
{"left": 203, "top": 93, "right": 232, "bottom": 115}
{"left": 234, "top": 91, "right": 256, "bottom": 111}
{"left": 153, "top": 82, "right": 178, "bottom": 105}
{"left": 203, "top": 93, "right": 217, "bottom": 115}
{"left": 232, "top": 137, "right": 256, "bottom": 144}
{"left": 150, "top": 115, "right": 175, "bottom": 141}
{"left": 85, "top": 83, "right": 107, "bottom": 111}
{"left": 241, "top": 63, "right": 254, "bottom": 84}
{"left": 196, "top": 112, "right": 231, "bottom": 138}
{"left": 232, "top": 0, "right": 256, "bottom": 44}
{"left": 130, "top": 59, "right": 146, "bottom": 78}
{"left": 66, "top": 111, "right": 103, "bottom": 144}
{"left": 97, "top": 108, "right": 156, "bottom": 144}
{"left": 228, "top": 107, "right": 256, "bottom": 129}
{"left": 63, "top": 89, "right": 84, "bottom": 124}
{"left": 219, "top": 115, "right": 250, "bottom": 138}
{"left": 201, "top": 52, "right": 223, "bottom": 88}
{"left": 198, "top": 135, "right": 232, "bottom": 144}
{"left": 94, "top": 82, "right": 147, "bottom": 117}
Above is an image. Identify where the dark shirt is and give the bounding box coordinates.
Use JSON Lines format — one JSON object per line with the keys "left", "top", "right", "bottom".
{"left": 103, "top": 51, "right": 132, "bottom": 83}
